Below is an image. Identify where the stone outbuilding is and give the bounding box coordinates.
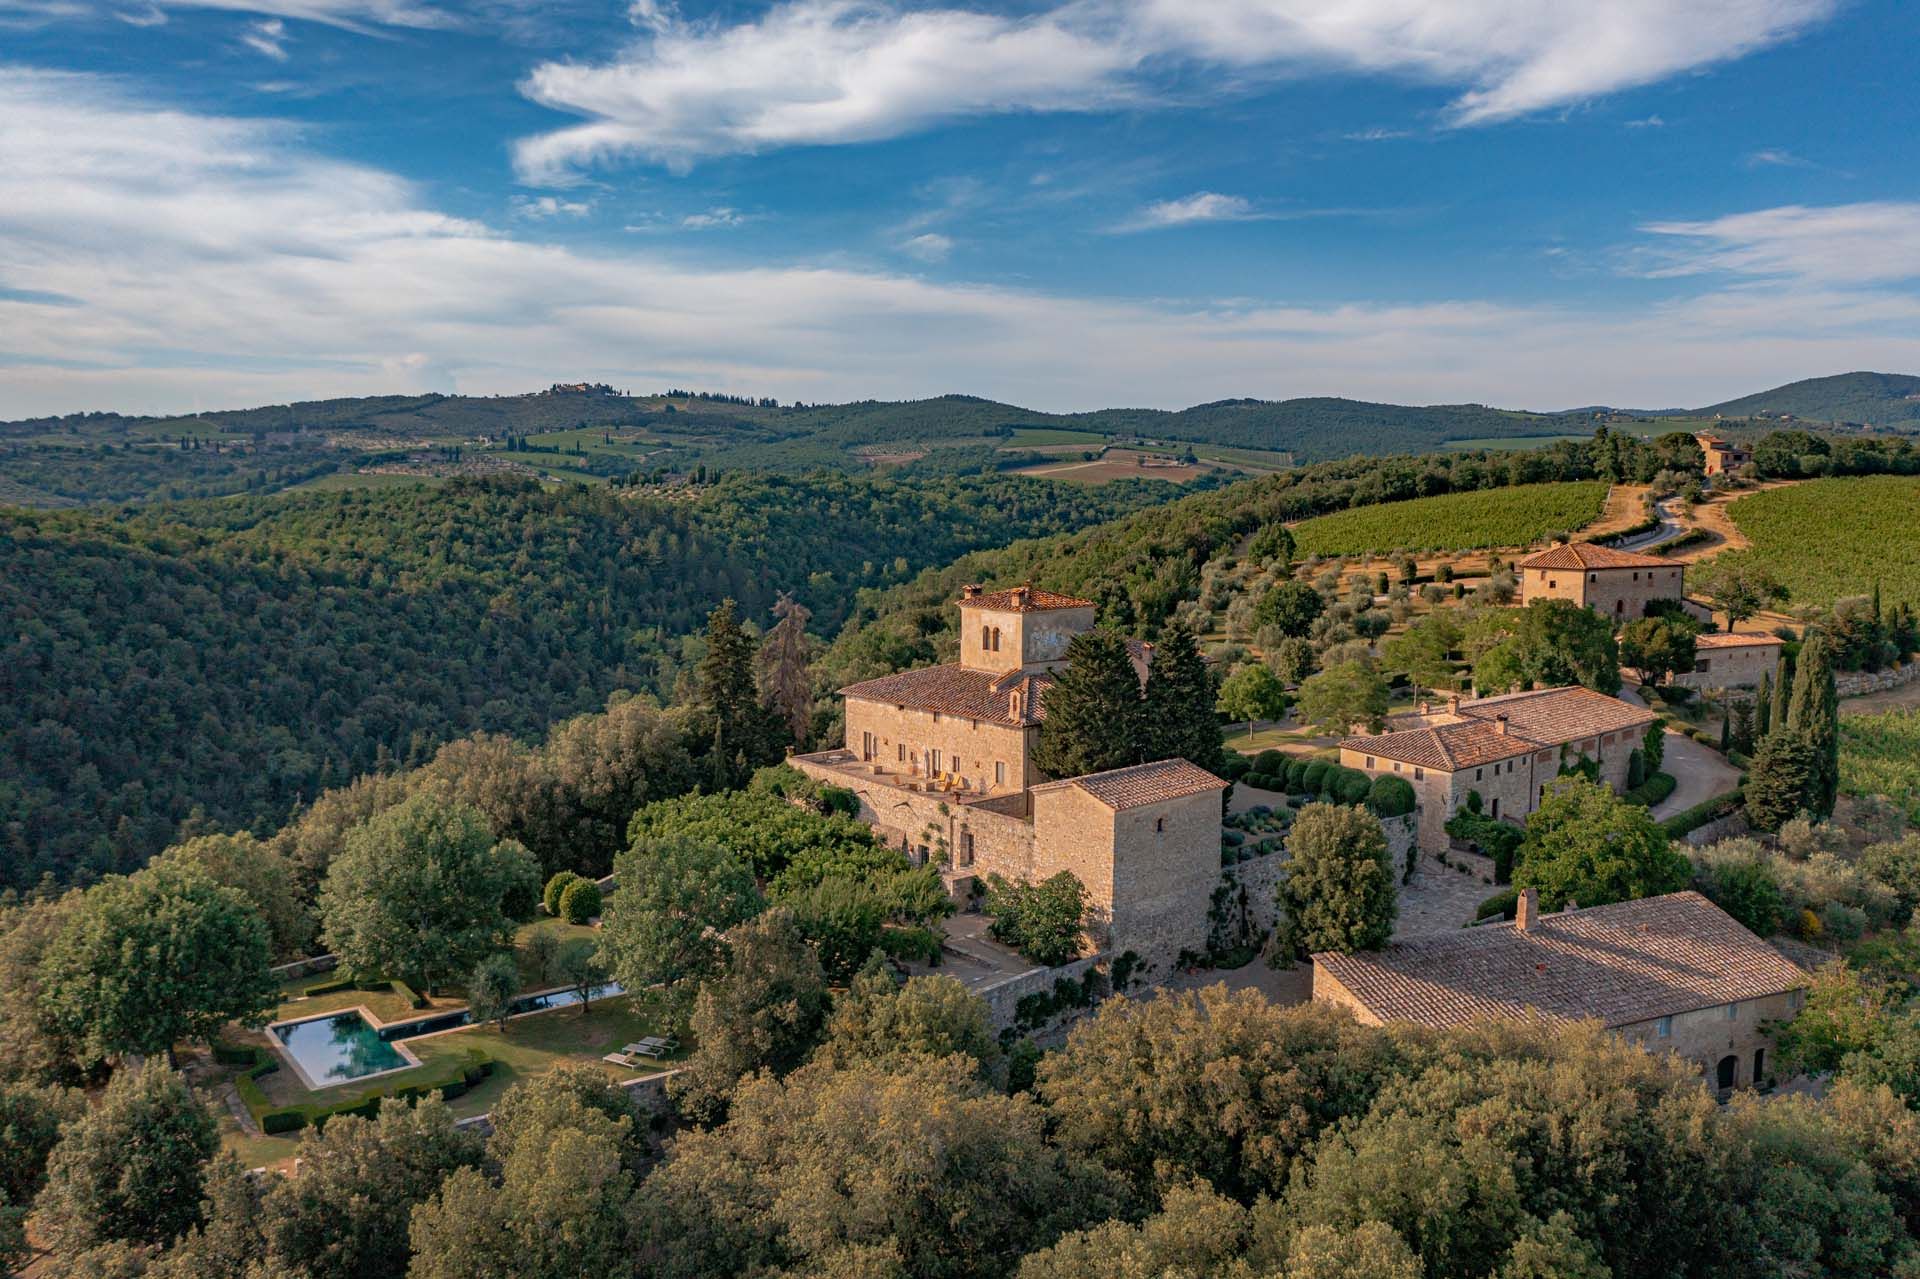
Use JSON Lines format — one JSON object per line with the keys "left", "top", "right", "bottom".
{"left": 1696, "top": 433, "right": 1754, "bottom": 477}
{"left": 1517, "top": 542, "right": 1684, "bottom": 621}
{"left": 1668, "top": 631, "right": 1784, "bottom": 690}
{"left": 1312, "top": 889, "right": 1808, "bottom": 1092}
{"left": 1337, "top": 686, "right": 1657, "bottom": 853}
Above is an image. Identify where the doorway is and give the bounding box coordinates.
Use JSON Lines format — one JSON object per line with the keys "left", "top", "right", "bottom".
{"left": 1715, "top": 1055, "right": 1737, "bottom": 1091}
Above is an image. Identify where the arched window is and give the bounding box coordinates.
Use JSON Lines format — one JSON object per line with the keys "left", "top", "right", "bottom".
{"left": 981, "top": 625, "right": 991, "bottom": 649}
{"left": 991, "top": 627, "right": 1002, "bottom": 652}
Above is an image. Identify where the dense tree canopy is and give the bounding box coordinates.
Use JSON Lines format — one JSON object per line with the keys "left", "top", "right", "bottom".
{"left": 1513, "top": 777, "right": 1691, "bottom": 909}
{"left": 1277, "top": 803, "right": 1397, "bottom": 955}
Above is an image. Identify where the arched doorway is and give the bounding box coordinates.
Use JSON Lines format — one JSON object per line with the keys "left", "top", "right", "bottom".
{"left": 1753, "top": 1048, "right": 1766, "bottom": 1084}
{"left": 1715, "top": 1055, "right": 1737, "bottom": 1091}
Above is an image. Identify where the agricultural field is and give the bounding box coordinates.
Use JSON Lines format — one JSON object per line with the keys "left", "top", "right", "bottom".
{"left": 1014, "top": 449, "right": 1208, "bottom": 484}
{"left": 999, "top": 427, "right": 1110, "bottom": 448}
{"left": 1842, "top": 708, "right": 1920, "bottom": 821}
{"left": 1712, "top": 476, "right": 1920, "bottom": 607}
{"left": 1290, "top": 480, "right": 1610, "bottom": 556}
{"left": 1441, "top": 433, "right": 1591, "bottom": 452}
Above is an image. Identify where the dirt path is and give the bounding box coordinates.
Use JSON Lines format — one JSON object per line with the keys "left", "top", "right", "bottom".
{"left": 1667, "top": 480, "right": 1803, "bottom": 565}
{"left": 1843, "top": 681, "right": 1920, "bottom": 716}
{"left": 1584, "top": 483, "right": 1653, "bottom": 540}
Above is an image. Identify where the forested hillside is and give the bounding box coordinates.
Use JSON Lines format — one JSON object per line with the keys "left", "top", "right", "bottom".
{"left": 0, "top": 471, "right": 1161, "bottom": 886}
{"left": 1701, "top": 371, "right": 1920, "bottom": 428}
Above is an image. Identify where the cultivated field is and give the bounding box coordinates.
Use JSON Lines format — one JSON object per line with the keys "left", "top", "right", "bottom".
{"left": 1711, "top": 476, "right": 1920, "bottom": 606}
{"left": 1290, "top": 481, "right": 1610, "bottom": 556}
{"left": 1842, "top": 708, "right": 1920, "bottom": 821}
{"left": 1014, "top": 449, "right": 1207, "bottom": 484}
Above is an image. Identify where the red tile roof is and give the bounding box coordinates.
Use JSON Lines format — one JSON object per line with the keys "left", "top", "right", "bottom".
{"left": 1033, "top": 758, "right": 1226, "bottom": 811}
{"left": 956, "top": 584, "right": 1095, "bottom": 612}
{"left": 1517, "top": 543, "right": 1674, "bottom": 571}
{"left": 1341, "top": 719, "right": 1540, "bottom": 771}
{"left": 1314, "top": 891, "right": 1807, "bottom": 1030}
{"left": 1456, "top": 685, "right": 1656, "bottom": 744}
{"left": 1696, "top": 632, "right": 1785, "bottom": 649}
{"left": 839, "top": 664, "right": 1054, "bottom": 726}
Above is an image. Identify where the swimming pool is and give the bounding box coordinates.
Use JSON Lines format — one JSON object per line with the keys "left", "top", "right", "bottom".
{"left": 269, "top": 982, "right": 627, "bottom": 1088}
{"left": 271, "top": 1011, "right": 416, "bottom": 1086}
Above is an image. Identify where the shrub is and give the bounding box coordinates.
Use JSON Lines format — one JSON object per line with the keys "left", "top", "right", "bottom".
{"left": 543, "top": 871, "right": 581, "bottom": 917}
{"left": 1285, "top": 759, "right": 1310, "bottom": 792}
{"left": 1661, "top": 789, "right": 1744, "bottom": 840}
{"left": 1218, "top": 755, "right": 1251, "bottom": 781}
{"left": 1477, "top": 887, "right": 1519, "bottom": 920}
{"left": 1301, "top": 760, "right": 1330, "bottom": 793}
{"left": 818, "top": 785, "right": 861, "bottom": 817}
{"left": 558, "top": 877, "right": 603, "bottom": 925}
{"left": 1626, "top": 749, "right": 1646, "bottom": 789}
{"left": 1626, "top": 773, "right": 1677, "bottom": 808}
{"left": 1253, "top": 749, "right": 1286, "bottom": 775}
{"left": 1367, "top": 775, "right": 1416, "bottom": 819}
{"left": 1333, "top": 768, "right": 1371, "bottom": 805}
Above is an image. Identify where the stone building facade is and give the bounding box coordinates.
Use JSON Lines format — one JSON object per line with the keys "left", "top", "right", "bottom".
{"left": 1517, "top": 542, "right": 1684, "bottom": 621}
{"left": 793, "top": 584, "right": 1228, "bottom": 967}
{"left": 1312, "top": 890, "right": 1807, "bottom": 1091}
{"left": 1668, "top": 631, "right": 1784, "bottom": 690}
{"left": 1696, "top": 433, "right": 1754, "bottom": 477}
{"left": 1337, "top": 686, "right": 1657, "bottom": 853}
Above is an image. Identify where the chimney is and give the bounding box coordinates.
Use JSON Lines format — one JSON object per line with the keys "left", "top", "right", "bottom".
{"left": 961, "top": 583, "right": 981, "bottom": 600}
{"left": 1009, "top": 686, "right": 1025, "bottom": 721}
{"left": 1495, "top": 713, "right": 1510, "bottom": 735}
{"left": 1516, "top": 887, "right": 1539, "bottom": 930}
{"left": 1012, "top": 583, "right": 1030, "bottom": 607}
{"left": 1447, "top": 693, "right": 1461, "bottom": 715}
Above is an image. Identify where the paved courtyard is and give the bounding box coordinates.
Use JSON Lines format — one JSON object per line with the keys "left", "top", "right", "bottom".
{"left": 1393, "top": 854, "right": 1496, "bottom": 940}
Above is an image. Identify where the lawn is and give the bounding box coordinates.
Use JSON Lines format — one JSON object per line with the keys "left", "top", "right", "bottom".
{"left": 1290, "top": 481, "right": 1610, "bottom": 556}
{"left": 1713, "top": 476, "right": 1920, "bottom": 608}
{"left": 1842, "top": 708, "right": 1920, "bottom": 821}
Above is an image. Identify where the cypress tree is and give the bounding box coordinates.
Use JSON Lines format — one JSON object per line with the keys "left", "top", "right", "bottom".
{"left": 1142, "top": 621, "right": 1223, "bottom": 773}
{"left": 1786, "top": 630, "right": 1840, "bottom": 819}
{"left": 1033, "top": 630, "right": 1145, "bottom": 780}
{"left": 698, "top": 599, "right": 772, "bottom": 789}
{"left": 1755, "top": 671, "right": 1772, "bottom": 739}
{"left": 1769, "top": 654, "right": 1791, "bottom": 735}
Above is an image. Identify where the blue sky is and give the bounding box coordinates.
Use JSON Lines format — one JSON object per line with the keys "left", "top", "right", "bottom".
{"left": 2, "top": 0, "right": 1918, "bottom": 417}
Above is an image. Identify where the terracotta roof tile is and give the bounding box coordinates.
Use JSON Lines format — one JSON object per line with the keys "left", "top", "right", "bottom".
{"left": 1456, "top": 685, "right": 1656, "bottom": 743}
{"left": 1518, "top": 543, "right": 1674, "bottom": 571}
{"left": 1695, "top": 632, "right": 1785, "bottom": 649}
{"left": 956, "top": 584, "right": 1095, "bottom": 612}
{"left": 1340, "top": 720, "right": 1541, "bottom": 771}
{"left": 840, "top": 664, "right": 1055, "bottom": 726}
{"left": 1314, "top": 891, "right": 1807, "bottom": 1029}
{"left": 1033, "top": 758, "right": 1226, "bottom": 810}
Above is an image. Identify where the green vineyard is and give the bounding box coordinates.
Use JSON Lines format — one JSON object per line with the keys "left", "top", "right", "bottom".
{"left": 1289, "top": 481, "right": 1610, "bottom": 556}
{"left": 1716, "top": 476, "right": 1920, "bottom": 607}
{"left": 1842, "top": 708, "right": 1920, "bottom": 821}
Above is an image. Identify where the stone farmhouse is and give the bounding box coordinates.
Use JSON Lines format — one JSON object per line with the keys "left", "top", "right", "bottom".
{"left": 1312, "top": 889, "right": 1808, "bottom": 1092}
{"left": 1516, "top": 542, "right": 1685, "bottom": 621}
{"left": 1336, "top": 686, "right": 1657, "bottom": 853}
{"left": 792, "top": 585, "right": 1227, "bottom": 968}
{"left": 1668, "top": 631, "right": 1785, "bottom": 690}
{"left": 1696, "top": 432, "right": 1754, "bottom": 477}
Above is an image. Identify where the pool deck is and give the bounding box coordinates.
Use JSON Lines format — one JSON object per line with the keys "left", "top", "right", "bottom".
{"left": 268, "top": 1006, "right": 424, "bottom": 1090}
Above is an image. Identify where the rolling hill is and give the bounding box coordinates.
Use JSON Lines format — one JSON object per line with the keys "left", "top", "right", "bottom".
{"left": 1698, "top": 371, "right": 1920, "bottom": 428}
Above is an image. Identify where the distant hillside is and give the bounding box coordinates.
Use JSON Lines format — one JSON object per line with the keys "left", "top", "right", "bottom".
{"left": 1698, "top": 371, "right": 1920, "bottom": 428}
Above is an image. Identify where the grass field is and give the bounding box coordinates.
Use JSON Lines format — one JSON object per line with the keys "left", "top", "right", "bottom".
{"left": 1440, "top": 433, "right": 1591, "bottom": 452}
{"left": 1290, "top": 481, "right": 1610, "bottom": 556}
{"left": 1014, "top": 451, "right": 1205, "bottom": 484}
{"left": 291, "top": 471, "right": 445, "bottom": 492}
{"left": 1842, "top": 708, "right": 1920, "bottom": 820}
{"left": 999, "top": 427, "right": 1110, "bottom": 448}
{"left": 1712, "top": 476, "right": 1920, "bottom": 608}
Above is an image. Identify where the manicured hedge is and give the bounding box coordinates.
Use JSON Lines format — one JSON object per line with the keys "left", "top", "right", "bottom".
{"left": 302, "top": 978, "right": 355, "bottom": 998}
{"left": 1477, "top": 887, "right": 1520, "bottom": 921}
{"left": 1218, "top": 755, "right": 1251, "bottom": 782}
{"left": 1285, "top": 759, "right": 1310, "bottom": 791}
{"left": 1253, "top": 749, "right": 1286, "bottom": 775}
{"left": 544, "top": 871, "right": 582, "bottom": 917}
{"left": 1368, "top": 775, "right": 1417, "bottom": 818}
{"left": 1661, "top": 788, "right": 1745, "bottom": 840}
{"left": 255, "top": 1048, "right": 494, "bottom": 1136}
{"left": 559, "top": 878, "right": 602, "bottom": 925}
{"left": 1331, "top": 767, "right": 1371, "bottom": 805}
{"left": 1625, "top": 772, "right": 1677, "bottom": 808}
{"left": 1302, "top": 760, "right": 1330, "bottom": 792}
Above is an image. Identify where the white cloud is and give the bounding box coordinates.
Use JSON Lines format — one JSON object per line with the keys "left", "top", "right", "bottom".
{"left": 240, "top": 16, "right": 289, "bottom": 58}
{"left": 1112, "top": 192, "right": 1266, "bottom": 233}
{"left": 1746, "top": 147, "right": 1811, "bottom": 168}
{"left": 900, "top": 232, "right": 953, "bottom": 261}
{"left": 516, "top": 0, "right": 1838, "bottom": 180}
{"left": 0, "top": 0, "right": 447, "bottom": 28}
{"left": 510, "top": 194, "right": 593, "bottom": 219}
{"left": 1625, "top": 114, "right": 1664, "bottom": 128}
{"left": 1640, "top": 203, "right": 1920, "bottom": 286}
{"left": 2, "top": 67, "right": 1917, "bottom": 423}
{"left": 682, "top": 206, "right": 748, "bottom": 229}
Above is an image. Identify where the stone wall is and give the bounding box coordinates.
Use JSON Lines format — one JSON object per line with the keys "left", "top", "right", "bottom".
{"left": 1838, "top": 660, "right": 1919, "bottom": 698}
{"left": 974, "top": 952, "right": 1109, "bottom": 1032}
{"left": 1522, "top": 564, "right": 1684, "bottom": 620}
{"left": 1223, "top": 851, "right": 1285, "bottom": 937}
{"left": 1682, "top": 811, "right": 1751, "bottom": 847}
{"left": 1615, "top": 990, "right": 1802, "bottom": 1089}
{"left": 843, "top": 698, "right": 1036, "bottom": 794}
{"left": 1671, "top": 637, "right": 1781, "bottom": 690}
{"left": 270, "top": 954, "right": 340, "bottom": 981}
{"left": 792, "top": 754, "right": 1038, "bottom": 885}
{"left": 455, "top": 1068, "right": 683, "bottom": 1137}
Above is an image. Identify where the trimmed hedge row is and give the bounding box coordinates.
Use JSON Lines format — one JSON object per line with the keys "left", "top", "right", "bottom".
{"left": 1661, "top": 788, "right": 1745, "bottom": 840}
{"left": 257, "top": 1048, "right": 495, "bottom": 1136}
{"left": 1625, "top": 772, "right": 1677, "bottom": 808}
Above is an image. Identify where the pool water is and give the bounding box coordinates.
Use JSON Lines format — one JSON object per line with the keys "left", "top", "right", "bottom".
{"left": 273, "top": 1011, "right": 410, "bottom": 1084}
{"left": 271, "top": 982, "right": 626, "bottom": 1087}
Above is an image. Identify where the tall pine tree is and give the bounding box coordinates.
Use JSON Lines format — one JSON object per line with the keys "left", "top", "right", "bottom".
{"left": 1786, "top": 629, "right": 1840, "bottom": 819}
{"left": 1032, "top": 630, "right": 1145, "bottom": 780}
{"left": 1141, "top": 622, "right": 1223, "bottom": 773}
{"left": 698, "top": 599, "right": 776, "bottom": 790}
{"left": 757, "top": 592, "right": 814, "bottom": 747}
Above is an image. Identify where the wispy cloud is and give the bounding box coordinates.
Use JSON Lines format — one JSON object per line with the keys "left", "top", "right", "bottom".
{"left": 509, "top": 194, "right": 592, "bottom": 219}
{"left": 1111, "top": 191, "right": 1268, "bottom": 233}
{"left": 681, "top": 206, "right": 749, "bottom": 229}
{"left": 4, "top": 67, "right": 1917, "bottom": 423}
{"left": 900, "top": 232, "right": 953, "bottom": 262}
{"left": 1345, "top": 126, "right": 1411, "bottom": 142}
{"left": 1625, "top": 114, "right": 1665, "bottom": 128}
{"left": 515, "top": 0, "right": 1840, "bottom": 181}
{"left": 1746, "top": 147, "right": 1811, "bottom": 168}
{"left": 240, "top": 17, "right": 289, "bottom": 59}
{"left": 0, "top": 0, "right": 449, "bottom": 29}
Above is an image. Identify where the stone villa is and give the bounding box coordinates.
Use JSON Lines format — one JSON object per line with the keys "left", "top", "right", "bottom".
{"left": 1337, "top": 686, "right": 1657, "bottom": 852}
{"left": 1313, "top": 889, "right": 1807, "bottom": 1092}
{"left": 1696, "top": 433, "right": 1754, "bottom": 477}
{"left": 792, "top": 585, "right": 1226, "bottom": 967}
{"left": 1516, "top": 542, "right": 1685, "bottom": 620}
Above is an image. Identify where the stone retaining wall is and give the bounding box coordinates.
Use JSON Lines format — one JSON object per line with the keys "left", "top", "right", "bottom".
{"left": 974, "top": 952, "right": 1109, "bottom": 1033}
{"left": 455, "top": 1067, "right": 683, "bottom": 1137}
{"left": 1683, "top": 812, "right": 1751, "bottom": 847}
{"left": 1838, "top": 661, "right": 1919, "bottom": 698}
{"left": 269, "top": 954, "right": 339, "bottom": 981}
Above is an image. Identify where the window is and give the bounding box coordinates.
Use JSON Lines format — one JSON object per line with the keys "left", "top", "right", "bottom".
{"left": 1392, "top": 761, "right": 1401, "bottom": 772}
{"left": 991, "top": 627, "right": 1002, "bottom": 652}
{"left": 1365, "top": 756, "right": 1375, "bottom": 768}
{"left": 1725, "top": 1002, "right": 1739, "bottom": 1021}
{"left": 1696, "top": 658, "right": 1711, "bottom": 673}
{"left": 1413, "top": 767, "right": 1424, "bottom": 781}
{"left": 1155, "top": 817, "right": 1165, "bottom": 833}
{"left": 929, "top": 749, "right": 943, "bottom": 774}
{"left": 1475, "top": 767, "right": 1483, "bottom": 781}
{"left": 958, "top": 830, "right": 974, "bottom": 867}
{"left": 897, "top": 743, "right": 905, "bottom": 762}
{"left": 995, "top": 761, "right": 1006, "bottom": 786}
{"left": 1548, "top": 579, "right": 1557, "bottom": 588}
{"left": 1656, "top": 1016, "right": 1672, "bottom": 1038}
{"left": 980, "top": 625, "right": 991, "bottom": 649}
